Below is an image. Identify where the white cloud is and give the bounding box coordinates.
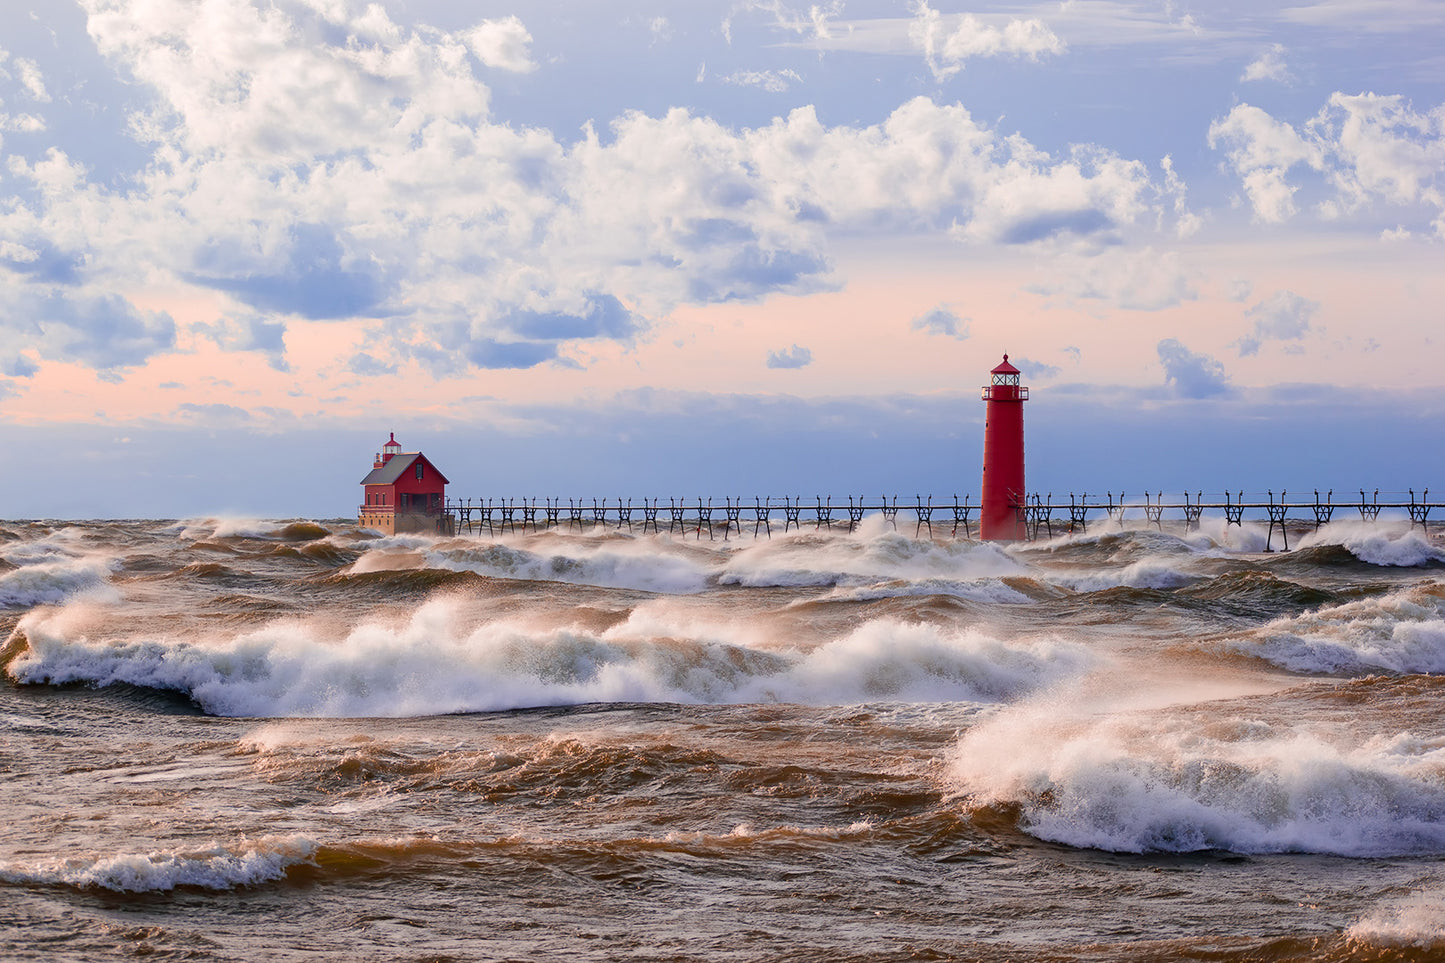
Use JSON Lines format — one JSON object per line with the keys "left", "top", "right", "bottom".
{"left": 1009, "top": 355, "right": 1060, "bottom": 379}
{"left": 1211, "top": 93, "right": 1445, "bottom": 234}
{"left": 1235, "top": 290, "right": 1320, "bottom": 356}
{"left": 1159, "top": 155, "right": 1201, "bottom": 237}
{"left": 1157, "top": 338, "right": 1231, "bottom": 398}
{"left": 1279, "top": 0, "right": 1445, "bottom": 31}
{"left": 910, "top": 2, "right": 1064, "bottom": 82}
{"left": 724, "top": 1, "right": 844, "bottom": 45}
{"left": 2, "top": 113, "right": 46, "bottom": 133}
{"left": 0, "top": 51, "right": 51, "bottom": 102}
{"left": 1026, "top": 246, "right": 1200, "bottom": 311}
{"left": 776, "top": 0, "right": 1236, "bottom": 59}
{"left": 1242, "top": 43, "right": 1291, "bottom": 84}
{"left": 1314, "top": 93, "right": 1445, "bottom": 224}
{"left": 911, "top": 305, "right": 969, "bottom": 338}
{"left": 0, "top": 0, "right": 1172, "bottom": 381}
{"left": 1208, "top": 104, "right": 1325, "bottom": 222}
{"left": 721, "top": 69, "right": 803, "bottom": 93}
{"left": 193, "top": 313, "right": 290, "bottom": 370}
{"left": 767, "top": 344, "right": 813, "bottom": 368}
{"left": 466, "top": 15, "right": 537, "bottom": 73}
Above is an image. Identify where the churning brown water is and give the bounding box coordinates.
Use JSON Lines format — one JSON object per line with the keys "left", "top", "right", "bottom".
{"left": 3, "top": 516, "right": 1445, "bottom": 961}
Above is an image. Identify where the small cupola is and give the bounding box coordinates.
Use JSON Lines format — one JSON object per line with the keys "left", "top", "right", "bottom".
{"left": 381, "top": 432, "right": 402, "bottom": 464}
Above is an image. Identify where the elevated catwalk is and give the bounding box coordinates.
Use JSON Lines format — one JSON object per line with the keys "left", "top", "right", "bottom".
{"left": 441, "top": 489, "right": 1438, "bottom": 552}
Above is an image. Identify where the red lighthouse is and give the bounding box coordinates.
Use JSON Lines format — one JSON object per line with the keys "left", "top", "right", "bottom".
{"left": 980, "top": 355, "right": 1029, "bottom": 540}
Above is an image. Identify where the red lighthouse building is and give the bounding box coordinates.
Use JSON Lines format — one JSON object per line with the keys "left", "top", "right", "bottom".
{"left": 358, "top": 433, "right": 454, "bottom": 535}
{"left": 980, "top": 355, "right": 1029, "bottom": 541}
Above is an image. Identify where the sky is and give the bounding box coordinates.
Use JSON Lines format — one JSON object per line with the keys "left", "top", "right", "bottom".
{"left": 0, "top": 0, "right": 1442, "bottom": 518}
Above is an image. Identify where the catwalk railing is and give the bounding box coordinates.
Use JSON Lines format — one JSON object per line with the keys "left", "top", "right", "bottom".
{"left": 442, "top": 489, "right": 1438, "bottom": 550}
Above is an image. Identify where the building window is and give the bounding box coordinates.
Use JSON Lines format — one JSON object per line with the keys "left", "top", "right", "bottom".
{"left": 415, "top": 462, "right": 424, "bottom": 481}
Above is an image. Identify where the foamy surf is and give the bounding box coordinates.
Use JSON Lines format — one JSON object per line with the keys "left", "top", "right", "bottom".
{"left": 351, "top": 525, "right": 1028, "bottom": 596}
{"left": 415, "top": 537, "right": 714, "bottom": 594}
{"left": 1347, "top": 888, "right": 1445, "bottom": 949}
{"left": 6, "top": 600, "right": 1090, "bottom": 716}
{"left": 951, "top": 703, "right": 1445, "bottom": 856}
{"left": 718, "top": 527, "right": 1023, "bottom": 588}
{"left": 1224, "top": 583, "right": 1445, "bottom": 676}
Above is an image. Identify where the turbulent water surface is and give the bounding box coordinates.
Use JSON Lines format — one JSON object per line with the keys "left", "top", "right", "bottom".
{"left": 3, "top": 515, "right": 1445, "bottom": 961}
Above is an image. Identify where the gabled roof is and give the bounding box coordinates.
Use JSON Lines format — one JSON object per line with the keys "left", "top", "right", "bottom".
{"left": 360, "top": 452, "right": 450, "bottom": 486}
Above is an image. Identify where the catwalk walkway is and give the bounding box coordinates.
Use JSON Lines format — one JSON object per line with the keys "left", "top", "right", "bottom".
{"left": 443, "top": 489, "right": 1438, "bottom": 551}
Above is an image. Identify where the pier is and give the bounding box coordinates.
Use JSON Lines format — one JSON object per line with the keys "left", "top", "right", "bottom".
{"left": 441, "top": 489, "right": 1439, "bottom": 550}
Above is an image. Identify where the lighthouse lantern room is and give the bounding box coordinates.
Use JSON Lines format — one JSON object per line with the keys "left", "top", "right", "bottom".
{"left": 979, "top": 354, "right": 1029, "bottom": 541}
{"left": 358, "top": 432, "right": 455, "bottom": 536}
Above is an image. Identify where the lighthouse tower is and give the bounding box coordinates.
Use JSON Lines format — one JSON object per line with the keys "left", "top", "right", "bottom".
{"left": 980, "top": 354, "right": 1029, "bottom": 541}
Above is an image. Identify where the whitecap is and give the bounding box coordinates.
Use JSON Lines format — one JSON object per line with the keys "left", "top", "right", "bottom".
{"left": 0, "top": 836, "right": 317, "bottom": 892}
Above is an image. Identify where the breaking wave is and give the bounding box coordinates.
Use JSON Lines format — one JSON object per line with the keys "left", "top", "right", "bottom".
{"left": 718, "top": 527, "right": 1023, "bottom": 588}
{"left": 1297, "top": 522, "right": 1445, "bottom": 568}
{"left": 950, "top": 701, "right": 1445, "bottom": 857}
{"left": 0, "top": 836, "right": 318, "bottom": 893}
{"left": 178, "top": 518, "right": 334, "bottom": 542}
{"left": 1223, "top": 584, "right": 1445, "bottom": 676}
{"left": 6, "top": 600, "right": 1090, "bottom": 717}
{"left": 0, "top": 557, "right": 115, "bottom": 609}
{"left": 363, "top": 537, "right": 715, "bottom": 595}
